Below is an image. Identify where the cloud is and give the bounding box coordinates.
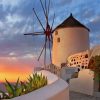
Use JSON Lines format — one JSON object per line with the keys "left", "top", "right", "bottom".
{"left": 9, "top": 52, "right": 16, "bottom": 56}
{"left": 0, "top": 33, "right": 45, "bottom": 56}
{"left": 0, "top": 4, "right": 9, "bottom": 21}
{"left": 6, "top": 14, "right": 23, "bottom": 25}
{"left": 62, "top": 0, "right": 73, "bottom": 4}
{"left": 57, "top": 0, "right": 73, "bottom": 6}
{"left": 0, "top": 0, "right": 100, "bottom": 66}
{"left": 0, "top": 0, "right": 22, "bottom": 8}
{"left": 20, "top": 54, "right": 37, "bottom": 59}
{"left": 88, "top": 16, "right": 100, "bottom": 32}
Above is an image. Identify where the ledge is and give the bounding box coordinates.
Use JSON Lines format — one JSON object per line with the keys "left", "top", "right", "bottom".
{"left": 3, "top": 70, "right": 69, "bottom": 100}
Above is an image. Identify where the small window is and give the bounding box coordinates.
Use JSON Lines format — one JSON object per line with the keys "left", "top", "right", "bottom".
{"left": 78, "top": 65, "right": 80, "bottom": 67}
{"left": 55, "top": 31, "right": 58, "bottom": 35}
{"left": 85, "top": 54, "right": 88, "bottom": 58}
{"left": 74, "top": 62, "right": 76, "bottom": 64}
{"left": 82, "top": 66, "right": 84, "bottom": 69}
{"left": 57, "top": 37, "right": 60, "bottom": 43}
{"left": 71, "top": 59, "right": 73, "bottom": 62}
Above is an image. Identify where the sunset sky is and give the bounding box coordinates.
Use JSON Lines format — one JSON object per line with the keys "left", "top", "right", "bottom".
{"left": 0, "top": 0, "right": 100, "bottom": 82}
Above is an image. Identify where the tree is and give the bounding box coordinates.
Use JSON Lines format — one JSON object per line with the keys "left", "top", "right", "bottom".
{"left": 88, "top": 55, "right": 100, "bottom": 92}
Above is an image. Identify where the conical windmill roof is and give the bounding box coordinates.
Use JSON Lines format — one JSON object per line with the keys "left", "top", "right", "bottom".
{"left": 56, "top": 13, "right": 90, "bottom": 31}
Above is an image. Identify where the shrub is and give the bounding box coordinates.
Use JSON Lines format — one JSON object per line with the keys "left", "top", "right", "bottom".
{"left": 88, "top": 55, "right": 100, "bottom": 91}
{"left": 0, "top": 73, "right": 48, "bottom": 99}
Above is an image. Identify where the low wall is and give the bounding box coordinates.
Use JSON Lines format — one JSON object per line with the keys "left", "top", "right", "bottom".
{"left": 3, "top": 70, "right": 69, "bottom": 100}
{"left": 70, "top": 69, "right": 94, "bottom": 95}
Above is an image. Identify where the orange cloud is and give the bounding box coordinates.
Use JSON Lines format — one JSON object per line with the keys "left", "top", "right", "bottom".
{"left": 0, "top": 59, "right": 33, "bottom": 82}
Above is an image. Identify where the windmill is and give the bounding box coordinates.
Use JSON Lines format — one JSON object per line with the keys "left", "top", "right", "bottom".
{"left": 24, "top": 0, "right": 56, "bottom": 65}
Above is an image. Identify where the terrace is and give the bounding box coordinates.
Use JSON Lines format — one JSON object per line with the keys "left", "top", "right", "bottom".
{"left": 1, "top": 63, "right": 100, "bottom": 100}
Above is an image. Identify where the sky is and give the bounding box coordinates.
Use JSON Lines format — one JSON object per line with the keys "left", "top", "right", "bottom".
{"left": 0, "top": 0, "right": 100, "bottom": 82}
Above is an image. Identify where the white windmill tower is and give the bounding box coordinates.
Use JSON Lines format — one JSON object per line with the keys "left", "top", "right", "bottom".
{"left": 52, "top": 14, "right": 90, "bottom": 67}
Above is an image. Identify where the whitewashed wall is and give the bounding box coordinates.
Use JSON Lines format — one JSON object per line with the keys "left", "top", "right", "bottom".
{"left": 67, "top": 50, "right": 89, "bottom": 69}
{"left": 70, "top": 69, "right": 94, "bottom": 95}
{"left": 9, "top": 79, "right": 69, "bottom": 100}
{"left": 3, "top": 71, "right": 69, "bottom": 100}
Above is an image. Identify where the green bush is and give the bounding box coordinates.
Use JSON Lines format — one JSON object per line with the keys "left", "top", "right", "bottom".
{"left": 88, "top": 55, "right": 100, "bottom": 91}
{"left": 0, "top": 73, "right": 48, "bottom": 99}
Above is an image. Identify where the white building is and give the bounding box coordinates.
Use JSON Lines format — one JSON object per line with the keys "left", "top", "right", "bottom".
{"left": 52, "top": 14, "right": 90, "bottom": 67}
{"left": 67, "top": 50, "right": 89, "bottom": 69}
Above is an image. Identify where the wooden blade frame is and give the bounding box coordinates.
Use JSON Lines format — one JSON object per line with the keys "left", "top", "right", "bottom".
{"left": 37, "top": 37, "right": 46, "bottom": 61}
{"left": 24, "top": 32, "right": 44, "bottom": 36}
{"left": 33, "top": 8, "right": 45, "bottom": 31}
{"left": 49, "top": 39, "right": 52, "bottom": 63}
{"left": 24, "top": 0, "right": 56, "bottom": 65}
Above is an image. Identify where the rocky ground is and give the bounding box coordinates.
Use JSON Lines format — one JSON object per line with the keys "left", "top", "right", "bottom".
{"left": 70, "top": 91, "right": 100, "bottom": 100}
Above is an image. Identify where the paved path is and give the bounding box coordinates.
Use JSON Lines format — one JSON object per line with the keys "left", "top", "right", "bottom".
{"left": 70, "top": 91, "right": 100, "bottom": 100}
